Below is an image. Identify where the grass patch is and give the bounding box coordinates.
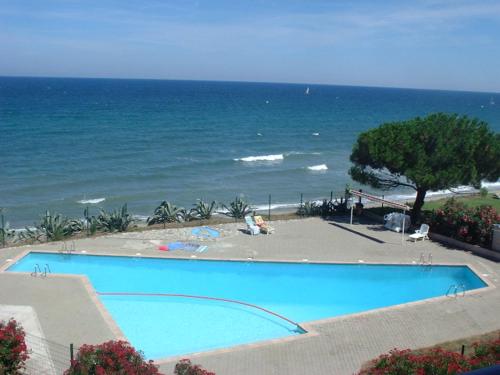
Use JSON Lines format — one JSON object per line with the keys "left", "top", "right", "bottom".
{"left": 423, "top": 194, "right": 500, "bottom": 211}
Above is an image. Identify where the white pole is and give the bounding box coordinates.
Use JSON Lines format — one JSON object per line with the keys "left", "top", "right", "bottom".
{"left": 402, "top": 209, "right": 406, "bottom": 245}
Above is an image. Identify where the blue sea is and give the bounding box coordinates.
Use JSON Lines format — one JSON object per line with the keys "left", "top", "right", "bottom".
{"left": 1, "top": 77, "right": 499, "bottom": 227}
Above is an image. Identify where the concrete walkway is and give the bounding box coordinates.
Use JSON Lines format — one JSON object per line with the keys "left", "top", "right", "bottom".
{"left": 1, "top": 217, "right": 499, "bottom": 374}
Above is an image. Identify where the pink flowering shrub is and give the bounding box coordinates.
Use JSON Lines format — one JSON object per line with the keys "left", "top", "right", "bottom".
{"left": 64, "top": 340, "right": 161, "bottom": 375}
{"left": 359, "top": 335, "right": 500, "bottom": 374}
{"left": 174, "top": 359, "right": 215, "bottom": 375}
{"left": 429, "top": 198, "right": 499, "bottom": 248}
{"left": 0, "top": 319, "right": 29, "bottom": 374}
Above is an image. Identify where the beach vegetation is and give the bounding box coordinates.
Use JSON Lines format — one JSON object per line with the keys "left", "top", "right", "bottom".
{"left": 97, "top": 204, "right": 134, "bottom": 232}
{"left": 64, "top": 340, "right": 160, "bottom": 375}
{"left": 297, "top": 201, "right": 320, "bottom": 216}
{"left": 359, "top": 334, "right": 500, "bottom": 374}
{"left": 0, "top": 221, "right": 16, "bottom": 247}
{"left": 427, "top": 198, "right": 499, "bottom": 248}
{"left": 148, "top": 201, "right": 183, "bottom": 227}
{"left": 192, "top": 200, "right": 218, "bottom": 220}
{"left": 31, "top": 211, "right": 83, "bottom": 242}
{"left": 83, "top": 207, "right": 99, "bottom": 235}
{"left": 223, "top": 197, "right": 252, "bottom": 219}
{"left": 0, "top": 319, "right": 29, "bottom": 375}
{"left": 177, "top": 207, "right": 198, "bottom": 222}
{"left": 350, "top": 113, "right": 500, "bottom": 222}
{"left": 175, "top": 359, "right": 215, "bottom": 375}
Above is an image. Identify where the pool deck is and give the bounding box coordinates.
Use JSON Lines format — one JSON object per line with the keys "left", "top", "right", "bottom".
{"left": 1, "top": 216, "right": 499, "bottom": 374}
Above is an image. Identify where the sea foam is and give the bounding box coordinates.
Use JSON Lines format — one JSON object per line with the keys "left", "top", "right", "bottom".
{"left": 307, "top": 164, "right": 328, "bottom": 171}
{"left": 77, "top": 198, "right": 106, "bottom": 204}
{"left": 234, "top": 154, "right": 284, "bottom": 162}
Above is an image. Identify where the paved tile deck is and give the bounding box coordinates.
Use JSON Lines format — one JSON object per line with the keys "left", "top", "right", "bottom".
{"left": 1, "top": 217, "right": 499, "bottom": 374}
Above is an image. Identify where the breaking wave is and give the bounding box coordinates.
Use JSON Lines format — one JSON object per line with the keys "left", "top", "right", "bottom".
{"left": 77, "top": 198, "right": 106, "bottom": 204}
{"left": 307, "top": 164, "right": 328, "bottom": 171}
{"left": 234, "top": 154, "right": 284, "bottom": 162}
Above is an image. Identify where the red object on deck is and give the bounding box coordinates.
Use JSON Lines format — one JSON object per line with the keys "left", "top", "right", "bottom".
{"left": 158, "top": 245, "right": 169, "bottom": 251}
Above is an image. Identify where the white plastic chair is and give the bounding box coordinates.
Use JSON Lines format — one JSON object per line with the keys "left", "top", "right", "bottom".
{"left": 409, "top": 224, "right": 429, "bottom": 242}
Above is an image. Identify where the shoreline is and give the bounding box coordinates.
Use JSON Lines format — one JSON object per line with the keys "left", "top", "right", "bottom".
{"left": 3, "top": 186, "right": 499, "bottom": 232}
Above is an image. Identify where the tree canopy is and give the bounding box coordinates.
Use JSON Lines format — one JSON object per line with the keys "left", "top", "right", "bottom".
{"left": 349, "top": 113, "right": 500, "bottom": 221}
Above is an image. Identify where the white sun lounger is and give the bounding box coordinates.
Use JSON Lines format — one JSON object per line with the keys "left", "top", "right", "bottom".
{"left": 245, "top": 216, "right": 260, "bottom": 235}
{"left": 409, "top": 224, "right": 429, "bottom": 242}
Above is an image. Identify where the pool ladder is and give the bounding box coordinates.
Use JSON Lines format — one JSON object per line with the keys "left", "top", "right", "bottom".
{"left": 60, "top": 241, "right": 75, "bottom": 255}
{"left": 31, "top": 264, "right": 51, "bottom": 278}
{"left": 446, "top": 283, "right": 466, "bottom": 297}
{"left": 419, "top": 252, "right": 432, "bottom": 267}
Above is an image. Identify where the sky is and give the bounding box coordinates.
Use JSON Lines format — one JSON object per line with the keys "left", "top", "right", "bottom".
{"left": 1, "top": 0, "right": 499, "bottom": 92}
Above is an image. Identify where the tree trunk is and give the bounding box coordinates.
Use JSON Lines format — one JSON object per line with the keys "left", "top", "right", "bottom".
{"left": 411, "top": 188, "right": 427, "bottom": 224}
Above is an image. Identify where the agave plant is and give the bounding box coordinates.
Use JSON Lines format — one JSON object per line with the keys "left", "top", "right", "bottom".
{"left": 0, "top": 220, "right": 16, "bottom": 246}
{"left": 18, "top": 227, "right": 43, "bottom": 244}
{"left": 223, "top": 197, "right": 252, "bottom": 219}
{"left": 83, "top": 206, "right": 99, "bottom": 235}
{"left": 147, "top": 201, "right": 183, "bottom": 228}
{"left": 192, "top": 200, "right": 218, "bottom": 220}
{"left": 35, "top": 211, "right": 83, "bottom": 241}
{"left": 97, "top": 204, "right": 133, "bottom": 232}
{"left": 177, "top": 207, "right": 197, "bottom": 223}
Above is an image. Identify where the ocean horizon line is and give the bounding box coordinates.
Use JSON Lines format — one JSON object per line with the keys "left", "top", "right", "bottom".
{"left": 1, "top": 74, "right": 499, "bottom": 95}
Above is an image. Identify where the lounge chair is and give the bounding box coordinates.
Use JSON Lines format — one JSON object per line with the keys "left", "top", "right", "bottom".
{"left": 409, "top": 224, "right": 429, "bottom": 242}
{"left": 254, "top": 215, "right": 274, "bottom": 234}
{"left": 244, "top": 216, "right": 260, "bottom": 235}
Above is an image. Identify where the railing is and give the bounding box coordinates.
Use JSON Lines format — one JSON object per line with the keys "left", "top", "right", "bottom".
{"left": 24, "top": 333, "right": 71, "bottom": 375}
{"left": 418, "top": 252, "right": 432, "bottom": 267}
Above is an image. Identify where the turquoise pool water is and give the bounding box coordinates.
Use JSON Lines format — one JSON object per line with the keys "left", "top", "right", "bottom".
{"left": 7, "top": 253, "right": 486, "bottom": 358}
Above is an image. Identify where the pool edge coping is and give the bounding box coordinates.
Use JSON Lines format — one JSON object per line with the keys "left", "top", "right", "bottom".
{"left": 1, "top": 249, "right": 496, "bottom": 364}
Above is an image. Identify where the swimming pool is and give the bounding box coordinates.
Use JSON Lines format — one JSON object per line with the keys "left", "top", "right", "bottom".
{"left": 7, "top": 252, "right": 486, "bottom": 359}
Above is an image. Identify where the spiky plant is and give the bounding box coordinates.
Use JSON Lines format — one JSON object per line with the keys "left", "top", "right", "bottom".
{"left": 83, "top": 206, "right": 99, "bottom": 235}
{"left": 223, "top": 197, "right": 252, "bottom": 219}
{"left": 177, "top": 207, "right": 197, "bottom": 223}
{"left": 147, "top": 201, "right": 183, "bottom": 228}
{"left": 0, "top": 219, "right": 16, "bottom": 246}
{"left": 296, "top": 201, "right": 320, "bottom": 217}
{"left": 97, "top": 204, "right": 133, "bottom": 232}
{"left": 192, "top": 200, "right": 218, "bottom": 220}
{"left": 35, "top": 211, "right": 83, "bottom": 241}
{"left": 18, "top": 227, "right": 43, "bottom": 244}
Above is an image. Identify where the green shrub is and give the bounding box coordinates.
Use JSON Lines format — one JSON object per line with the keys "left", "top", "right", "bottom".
{"left": 192, "top": 200, "right": 218, "bottom": 220}
{"left": 223, "top": 197, "right": 252, "bottom": 219}
{"left": 148, "top": 201, "right": 183, "bottom": 227}
{"left": 174, "top": 359, "right": 215, "bottom": 375}
{"left": 480, "top": 187, "right": 489, "bottom": 198}
{"left": 97, "top": 204, "right": 133, "bottom": 232}
{"left": 297, "top": 201, "right": 320, "bottom": 216}
{"left": 34, "top": 211, "right": 83, "bottom": 242}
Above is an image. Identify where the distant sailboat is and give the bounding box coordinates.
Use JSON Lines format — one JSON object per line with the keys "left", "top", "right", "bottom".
{"left": 490, "top": 97, "right": 495, "bottom": 105}
{"left": 305, "top": 87, "right": 310, "bottom": 95}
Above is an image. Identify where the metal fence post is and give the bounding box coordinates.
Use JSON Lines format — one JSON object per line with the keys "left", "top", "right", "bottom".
{"left": 70, "top": 343, "right": 74, "bottom": 362}
{"left": 1, "top": 212, "right": 5, "bottom": 248}
{"left": 268, "top": 194, "right": 271, "bottom": 221}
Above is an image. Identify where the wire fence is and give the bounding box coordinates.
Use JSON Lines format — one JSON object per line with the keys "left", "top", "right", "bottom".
{"left": 24, "top": 333, "right": 72, "bottom": 375}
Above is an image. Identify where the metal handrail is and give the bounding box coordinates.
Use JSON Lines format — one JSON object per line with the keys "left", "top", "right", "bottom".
{"left": 98, "top": 291, "right": 307, "bottom": 333}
